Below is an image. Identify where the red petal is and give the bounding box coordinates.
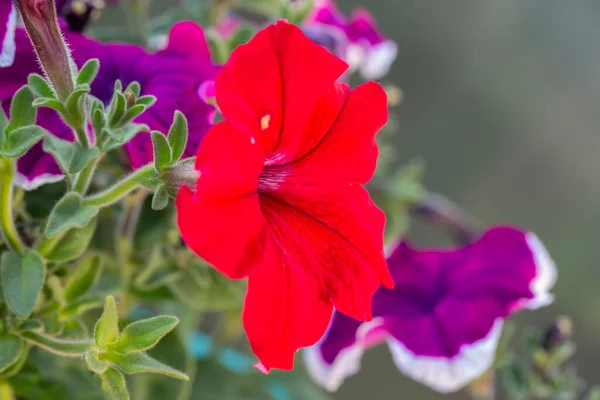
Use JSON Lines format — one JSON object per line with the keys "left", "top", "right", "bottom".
{"left": 176, "top": 122, "right": 267, "bottom": 279}
{"left": 215, "top": 21, "right": 348, "bottom": 156}
{"left": 243, "top": 239, "right": 333, "bottom": 371}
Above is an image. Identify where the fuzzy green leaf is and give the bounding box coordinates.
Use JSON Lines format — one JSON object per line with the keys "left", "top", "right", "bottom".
{"left": 59, "top": 296, "right": 104, "bottom": 321}
{"left": 17, "top": 330, "right": 91, "bottom": 357}
{"left": 151, "top": 185, "right": 169, "bottom": 211}
{"left": 0, "top": 102, "right": 7, "bottom": 133}
{"left": 85, "top": 351, "right": 108, "bottom": 374}
{"left": 108, "top": 92, "right": 126, "bottom": 127}
{"left": 1, "top": 125, "right": 48, "bottom": 158}
{"left": 125, "top": 81, "right": 141, "bottom": 97}
{"left": 1, "top": 251, "right": 46, "bottom": 318}
{"left": 64, "top": 86, "right": 90, "bottom": 127}
{"left": 167, "top": 111, "right": 188, "bottom": 162}
{"left": 100, "top": 367, "right": 130, "bottom": 400}
{"left": 136, "top": 95, "right": 156, "bottom": 108}
{"left": 107, "top": 351, "right": 188, "bottom": 381}
{"left": 6, "top": 86, "right": 36, "bottom": 133}
{"left": 113, "top": 316, "right": 179, "bottom": 353}
{"left": 76, "top": 59, "right": 100, "bottom": 86}
{"left": 63, "top": 254, "right": 104, "bottom": 302}
{"left": 95, "top": 296, "right": 120, "bottom": 349}
{"left": 44, "top": 217, "right": 98, "bottom": 263}
{"left": 151, "top": 131, "right": 171, "bottom": 171}
{"left": 120, "top": 105, "right": 146, "bottom": 126}
{"left": 45, "top": 192, "right": 99, "bottom": 238}
{"left": 0, "top": 335, "right": 25, "bottom": 373}
{"left": 103, "top": 124, "right": 149, "bottom": 151}
{"left": 68, "top": 143, "right": 99, "bottom": 173}
{"left": 28, "top": 74, "right": 55, "bottom": 98}
{"left": 31, "top": 97, "right": 66, "bottom": 113}
{"left": 43, "top": 134, "right": 73, "bottom": 173}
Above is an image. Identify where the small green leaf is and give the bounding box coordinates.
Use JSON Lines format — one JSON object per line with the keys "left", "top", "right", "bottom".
{"left": 65, "top": 86, "right": 90, "bottom": 126}
{"left": 95, "top": 296, "right": 120, "bottom": 349}
{"left": 120, "top": 105, "right": 146, "bottom": 126}
{"left": 28, "top": 74, "right": 55, "bottom": 98}
{"left": 151, "top": 131, "right": 171, "bottom": 171}
{"left": 114, "top": 80, "right": 123, "bottom": 93}
{"left": 113, "top": 316, "right": 179, "bottom": 353}
{"left": 136, "top": 95, "right": 156, "bottom": 108}
{"left": 0, "top": 102, "right": 7, "bottom": 133}
{"left": 547, "top": 341, "right": 576, "bottom": 367}
{"left": 103, "top": 124, "right": 148, "bottom": 151}
{"left": 59, "top": 296, "right": 104, "bottom": 321}
{"left": 1, "top": 251, "right": 46, "bottom": 318}
{"left": 31, "top": 97, "right": 66, "bottom": 113}
{"left": 100, "top": 366, "right": 130, "bottom": 400}
{"left": 106, "top": 351, "right": 188, "bottom": 381}
{"left": 17, "top": 330, "right": 91, "bottom": 357}
{"left": 6, "top": 86, "right": 36, "bottom": 133}
{"left": 18, "top": 320, "right": 43, "bottom": 332}
{"left": 151, "top": 185, "right": 169, "bottom": 211}
{"left": 167, "top": 111, "right": 188, "bottom": 162}
{"left": 85, "top": 351, "right": 108, "bottom": 374}
{"left": 108, "top": 92, "right": 126, "bottom": 127}
{"left": 125, "top": 81, "right": 141, "bottom": 97}
{"left": 76, "top": 59, "right": 100, "bottom": 86}
{"left": 44, "top": 217, "right": 98, "bottom": 263}
{"left": 68, "top": 143, "right": 99, "bottom": 173}
{"left": 45, "top": 192, "right": 99, "bottom": 238}
{"left": 1, "top": 125, "right": 48, "bottom": 158}
{"left": 43, "top": 134, "right": 74, "bottom": 173}
{"left": 64, "top": 254, "right": 104, "bottom": 302}
{"left": 0, "top": 335, "right": 25, "bottom": 373}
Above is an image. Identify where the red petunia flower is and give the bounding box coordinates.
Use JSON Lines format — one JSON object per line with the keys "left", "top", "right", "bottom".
{"left": 176, "top": 20, "right": 393, "bottom": 371}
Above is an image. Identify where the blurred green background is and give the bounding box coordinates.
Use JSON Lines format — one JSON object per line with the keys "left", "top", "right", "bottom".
{"left": 334, "top": 0, "right": 600, "bottom": 399}
{"left": 94, "top": 1, "right": 599, "bottom": 398}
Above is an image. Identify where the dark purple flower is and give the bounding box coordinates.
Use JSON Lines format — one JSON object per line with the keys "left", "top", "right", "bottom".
{"left": 0, "top": 1, "right": 16, "bottom": 67}
{"left": 304, "top": 0, "right": 397, "bottom": 79}
{"left": 304, "top": 226, "right": 557, "bottom": 393}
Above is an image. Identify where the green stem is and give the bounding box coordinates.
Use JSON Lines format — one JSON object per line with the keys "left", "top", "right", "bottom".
{"left": 36, "top": 231, "right": 65, "bottom": 258}
{"left": 83, "top": 164, "right": 156, "bottom": 208}
{"left": 0, "top": 157, "right": 25, "bottom": 253}
{"left": 73, "top": 154, "right": 103, "bottom": 194}
{"left": 74, "top": 125, "right": 91, "bottom": 149}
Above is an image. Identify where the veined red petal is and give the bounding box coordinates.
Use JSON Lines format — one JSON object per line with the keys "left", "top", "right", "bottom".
{"left": 176, "top": 122, "right": 267, "bottom": 279}
{"left": 216, "top": 21, "right": 348, "bottom": 156}
{"left": 243, "top": 238, "right": 333, "bottom": 371}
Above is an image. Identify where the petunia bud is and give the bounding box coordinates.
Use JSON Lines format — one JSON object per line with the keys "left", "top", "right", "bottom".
{"left": 13, "top": 0, "right": 76, "bottom": 101}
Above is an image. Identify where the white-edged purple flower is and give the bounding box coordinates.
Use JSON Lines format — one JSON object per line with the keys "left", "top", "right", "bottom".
{"left": 304, "top": 226, "right": 557, "bottom": 393}
{"left": 304, "top": 0, "right": 397, "bottom": 79}
{"left": 0, "top": 1, "right": 17, "bottom": 67}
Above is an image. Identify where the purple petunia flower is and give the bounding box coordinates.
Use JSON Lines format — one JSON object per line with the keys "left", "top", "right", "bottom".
{"left": 304, "top": 0, "right": 397, "bottom": 80}
{"left": 0, "top": 1, "right": 16, "bottom": 67}
{"left": 1, "top": 12, "right": 217, "bottom": 188}
{"left": 304, "top": 226, "right": 557, "bottom": 393}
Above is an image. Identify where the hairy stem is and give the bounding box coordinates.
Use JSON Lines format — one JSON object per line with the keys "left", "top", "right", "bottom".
{"left": 73, "top": 153, "right": 103, "bottom": 194}
{"left": 0, "top": 157, "right": 25, "bottom": 253}
{"left": 83, "top": 164, "right": 156, "bottom": 208}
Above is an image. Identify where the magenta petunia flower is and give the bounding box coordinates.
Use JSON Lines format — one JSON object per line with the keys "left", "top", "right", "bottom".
{"left": 1, "top": 16, "right": 217, "bottom": 188}
{"left": 0, "top": 1, "right": 16, "bottom": 67}
{"left": 304, "top": 226, "right": 557, "bottom": 393}
{"left": 304, "top": 0, "right": 397, "bottom": 79}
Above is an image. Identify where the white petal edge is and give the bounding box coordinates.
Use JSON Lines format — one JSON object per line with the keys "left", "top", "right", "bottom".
{"left": 358, "top": 40, "right": 398, "bottom": 80}
{"left": 524, "top": 232, "right": 557, "bottom": 309}
{"left": 14, "top": 172, "right": 65, "bottom": 191}
{"left": 304, "top": 317, "right": 385, "bottom": 392}
{"left": 0, "top": 4, "right": 17, "bottom": 67}
{"left": 386, "top": 318, "right": 504, "bottom": 393}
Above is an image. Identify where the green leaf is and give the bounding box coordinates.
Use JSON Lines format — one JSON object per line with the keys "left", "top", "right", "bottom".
{"left": 1, "top": 125, "right": 48, "bottom": 158}
{"left": 17, "top": 330, "right": 91, "bottom": 357}
{"left": 18, "top": 319, "right": 43, "bottom": 332}
{"left": 31, "top": 97, "right": 66, "bottom": 113}
{"left": 0, "top": 102, "right": 7, "bottom": 133}
{"left": 106, "top": 351, "right": 188, "bottom": 381}
{"left": 89, "top": 97, "right": 106, "bottom": 137}
{"left": 103, "top": 124, "right": 149, "bottom": 151}
{"left": 43, "top": 134, "right": 74, "bottom": 173}
{"left": 100, "top": 367, "right": 130, "bottom": 400}
{"left": 1, "top": 251, "right": 46, "bottom": 318}
{"left": 85, "top": 351, "right": 108, "bottom": 374}
{"left": 547, "top": 341, "right": 576, "bottom": 367}
{"left": 59, "top": 296, "right": 104, "bottom": 321}
{"left": 64, "top": 86, "right": 90, "bottom": 126}
{"left": 108, "top": 92, "right": 126, "bottom": 127}
{"left": 6, "top": 86, "right": 36, "bottom": 133}
{"left": 68, "top": 143, "right": 99, "bottom": 173}
{"left": 76, "top": 59, "right": 100, "bottom": 86}
{"left": 125, "top": 81, "right": 141, "bottom": 97}
{"left": 113, "top": 316, "right": 179, "bottom": 353}
{"left": 136, "top": 95, "right": 156, "bottom": 108}
{"left": 45, "top": 192, "right": 99, "bottom": 238}
{"left": 499, "top": 362, "right": 528, "bottom": 400}
{"left": 114, "top": 79, "right": 123, "bottom": 93}
{"left": 151, "top": 185, "right": 169, "bottom": 211}
{"left": 120, "top": 105, "right": 146, "bottom": 126}
{"left": 0, "top": 341, "right": 28, "bottom": 380}
{"left": 64, "top": 254, "right": 104, "bottom": 302}
{"left": 151, "top": 131, "right": 171, "bottom": 171}
{"left": 28, "top": 74, "right": 55, "bottom": 98}
{"left": 167, "top": 111, "right": 188, "bottom": 162}
{"left": 0, "top": 335, "right": 25, "bottom": 373}
{"left": 95, "top": 296, "right": 120, "bottom": 349}
{"left": 44, "top": 217, "right": 98, "bottom": 263}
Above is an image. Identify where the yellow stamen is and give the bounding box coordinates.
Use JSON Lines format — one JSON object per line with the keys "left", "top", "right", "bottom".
{"left": 261, "top": 114, "right": 271, "bottom": 131}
